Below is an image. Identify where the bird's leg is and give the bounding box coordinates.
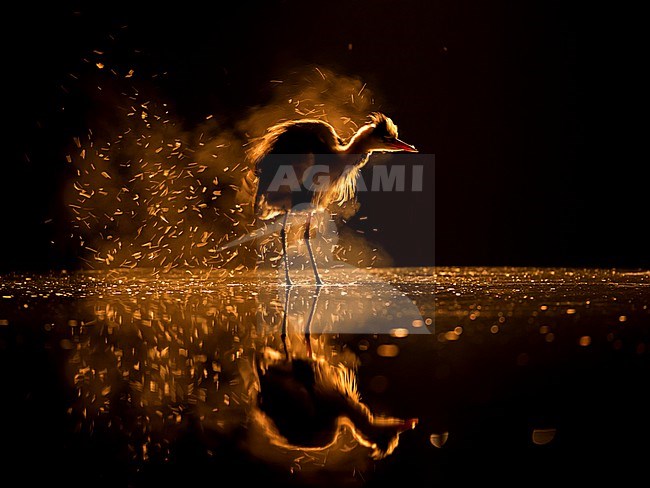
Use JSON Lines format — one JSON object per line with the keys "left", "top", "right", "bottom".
{"left": 304, "top": 284, "right": 322, "bottom": 358}
{"left": 304, "top": 212, "right": 323, "bottom": 286}
{"left": 281, "top": 282, "right": 292, "bottom": 361}
{"left": 280, "top": 210, "right": 292, "bottom": 286}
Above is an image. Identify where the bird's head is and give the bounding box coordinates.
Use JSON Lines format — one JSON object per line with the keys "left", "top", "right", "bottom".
{"left": 359, "top": 112, "right": 418, "bottom": 154}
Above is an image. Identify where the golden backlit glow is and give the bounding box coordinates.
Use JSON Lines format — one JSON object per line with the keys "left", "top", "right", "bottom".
{"left": 66, "top": 66, "right": 389, "bottom": 273}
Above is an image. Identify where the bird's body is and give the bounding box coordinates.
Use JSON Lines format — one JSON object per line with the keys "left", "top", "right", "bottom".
{"left": 250, "top": 114, "right": 416, "bottom": 219}
{"left": 247, "top": 112, "right": 417, "bottom": 286}
{"left": 250, "top": 120, "right": 353, "bottom": 219}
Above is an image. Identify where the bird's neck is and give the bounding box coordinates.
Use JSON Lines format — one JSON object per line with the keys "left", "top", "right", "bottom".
{"left": 339, "top": 126, "right": 373, "bottom": 156}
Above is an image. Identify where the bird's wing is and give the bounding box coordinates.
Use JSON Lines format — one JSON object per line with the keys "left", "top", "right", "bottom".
{"left": 260, "top": 121, "right": 337, "bottom": 156}
{"left": 254, "top": 122, "right": 337, "bottom": 191}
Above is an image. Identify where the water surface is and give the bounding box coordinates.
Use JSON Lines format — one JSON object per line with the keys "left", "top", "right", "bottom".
{"left": 1, "top": 268, "right": 648, "bottom": 486}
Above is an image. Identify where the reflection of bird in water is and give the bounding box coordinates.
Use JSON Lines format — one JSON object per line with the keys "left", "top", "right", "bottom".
{"left": 253, "top": 349, "right": 418, "bottom": 460}
{"left": 249, "top": 113, "right": 417, "bottom": 286}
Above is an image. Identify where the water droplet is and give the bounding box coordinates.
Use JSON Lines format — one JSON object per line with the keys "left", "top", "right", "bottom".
{"left": 377, "top": 344, "right": 399, "bottom": 357}
{"left": 566, "top": 308, "right": 576, "bottom": 315}
{"left": 545, "top": 333, "right": 555, "bottom": 343}
{"left": 444, "top": 331, "right": 459, "bottom": 341}
{"left": 578, "top": 336, "right": 591, "bottom": 347}
{"left": 412, "top": 319, "right": 424, "bottom": 328}
{"left": 618, "top": 315, "right": 627, "bottom": 322}
{"left": 490, "top": 325, "right": 499, "bottom": 334}
{"left": 430, "top": 432, "right": 449, "bottom": 448}
{"left": 532, "top": 428, "right": 556, "bottom": 445}
{"left": 390, "top": 328, "right": 409, "bottom": 338}
{"left": 358, "top": 339, "right": 370, "bottom": 351}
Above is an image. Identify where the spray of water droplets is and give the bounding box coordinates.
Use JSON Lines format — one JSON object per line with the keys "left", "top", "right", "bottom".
{"left": 66, "top": 63, "right": 391, "bottom": 273}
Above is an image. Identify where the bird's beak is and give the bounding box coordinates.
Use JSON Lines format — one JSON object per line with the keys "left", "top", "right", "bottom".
{"left": 390, "top": 138, "right": 418, "bottom": 153}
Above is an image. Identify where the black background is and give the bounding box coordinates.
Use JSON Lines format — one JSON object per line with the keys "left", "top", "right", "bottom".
{"left": 1, "top": 1, "right": 645, "bottom": 270}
